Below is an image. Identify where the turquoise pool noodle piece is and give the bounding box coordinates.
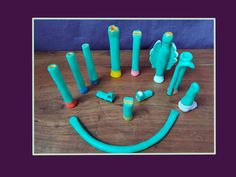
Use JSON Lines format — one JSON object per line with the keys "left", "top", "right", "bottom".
{"left": 136, "top": 90, "right": 154, "bottom": 102}
{"left": 108, "top": 25, "right": 121, "bottom": 78}
{"left": 149, "top": 32, "right": 178, "bottom": 83}
{"left": 181, "top": 82, "right": 200, "bottom": 106}
{"left": 156, "top": 33, "right": 173, "bottom": 76}
{"left": 131, "top": 30, "right": 142, "bottom": 76}
{"left": 66, "top": 52, "right": 88, "bottom": 94}
{"left": 167, "top": 52, "right": 195, "bottom": 96}
{"left": 96, "top": 90, "right": 116, "bottom": 103}
{"left": 82, "top": 43, "right": 99, "bottom": 85}
{"left": 123, "top": 97, "right": 134, "bottom": 121}
{"left": 47, "top": 64, "right": 73, "bottom": 103}
{"left": 69, "top": 109, "right": 179, "bottom": 153}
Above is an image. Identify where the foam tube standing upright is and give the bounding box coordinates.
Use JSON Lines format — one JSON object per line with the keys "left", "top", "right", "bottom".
{"left": 167, "top": 52, "right": 195, "bottom": 96}
{"left": 178, "top": 82, "right": 200, "bottom": 112}
{"left": 123, "top": 97, "right": 134, "bottom": 121}
{"left": 82, "top": 43, "right": 99, "bottom": 85}
{"left": 66, "top": 52, "right": 88, "bottom": 94}
{"left": 47, "top": 64, "right": 77, "bottom": 108}
{"left": 131, "top": 30, "right": 142, "bottom": 76}
{"left": 108, "top": 25, "right": 121, "bottom": 78}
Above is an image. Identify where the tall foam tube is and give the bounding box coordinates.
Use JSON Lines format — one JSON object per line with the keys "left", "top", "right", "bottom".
{"left": 47, "top": 64, "right": 77, "bottom": 108}
{"left": 173, "top": 52, "right": 193, "bottom": 90}
{"left": 131, "top": 30, "right": 142, "bottom": 76}
{"left": 66, "top": 52, "right": 88, "bottom": 94}
{"left": 69, "top": 109, "right": 179, "bottom": 153}
{"left": 82, "top": 43, "right": 99, "bottom": 85}
{"left": 167, "top": 62, "right": 195, "bottom": 96}
{"left": 108, "top": 25, "right": 121, "bottom": 78}
{"left": 154, "top": 32, "right": 174, "bottom": 83}
{"left": 167, "top": 52, "right": 195, "bottom": 96}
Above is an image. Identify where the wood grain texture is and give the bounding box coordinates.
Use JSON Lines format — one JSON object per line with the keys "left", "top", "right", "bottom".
{"left": 34, "top": 49, "right": 214, "bottom": 153}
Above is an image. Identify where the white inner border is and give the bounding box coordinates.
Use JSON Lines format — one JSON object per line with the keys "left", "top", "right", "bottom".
{"left": 32, "top": 17, "right": 216, "bottom": 156}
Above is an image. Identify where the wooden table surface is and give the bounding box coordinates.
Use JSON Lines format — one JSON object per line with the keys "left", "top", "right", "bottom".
{"left": 34, "top": 49, "right": 214, "bottom": 154}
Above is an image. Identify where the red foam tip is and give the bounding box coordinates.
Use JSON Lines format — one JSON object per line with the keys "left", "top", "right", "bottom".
{"left": 65, "top": 100, "right": 78, "bottom": 108}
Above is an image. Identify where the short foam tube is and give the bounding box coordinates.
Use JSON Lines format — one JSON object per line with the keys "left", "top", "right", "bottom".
{"left": 69, "top": 109, "right": 179, "bottom": 153}
{"left": 136, "top": 90, "right": 154, "bottom": 102}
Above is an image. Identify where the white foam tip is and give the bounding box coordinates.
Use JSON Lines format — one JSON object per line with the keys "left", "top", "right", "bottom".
{"left": 137, "top": 91, "right": 143, "bottom": 97}
{"left": 154, "top": 75, "right": 164, "bottom": 83}
{"left": 178, "top": 101, "right": 197, "bottom": 112}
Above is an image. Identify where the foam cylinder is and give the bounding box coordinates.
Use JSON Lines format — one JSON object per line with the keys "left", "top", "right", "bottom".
{"left": 82, "top": 43, "right": 99, "bottom": 85}
{"left": 108, "top": 25, "right": 121, "bottom": 78}
{"left": 66, "top": 52, "right": 88, "bottom": 94}
{"left": 123, "top": 97, "right": 134, "bottom": 121}
{"left": 181, "top": 82, "right": 200, "bottom": 106}
{"left": 47, "top": 64, "right": 77, "bottom": 108}
{"left": 131, "top": 30, "right": 142, "bottom": 76}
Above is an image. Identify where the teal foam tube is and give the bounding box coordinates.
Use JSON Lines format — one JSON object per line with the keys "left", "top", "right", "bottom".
{"left": 167, "top": 62, "right": 195, "bottom": 96}
{"left": 155, "top": 32, "right": 174, "bottom": 78}
{"left": 123, "top": 97, "right": 134, "bottom": 121}
{"left": 69, "top": 109, "right": 179, "bottom": 153}
{"left": 173, "top": 52, "right": 194, "bottom": 92}
{"left": 136, "top": 90, "right": 154, "bottom": 102}
{"left": 178, "top": 82, "right": 200, "bottom": 112}
{"left": 82, "top": 43, "right": 99, "bottom": 85}
{"left": 66, "top": 52, "right": 88, "bottom": 94}
{"left": 131, "top": 30, "right": 142, "bottom": 77}
{"left": 181, "top": 82, "right": 200, "bottom": 106}
{"left": 108, "top": 25, "right": 121, "bottom": 78}
{"left": 173, "top": 67, "right": 186, "bottom": 91}
{"left": 47, "top": 64, "right": 77, "bottom": 108}
{"left": 96, "top": 90, "right": 116, "bottom": 103}
{"left": 167, "top": 52, "right": 195, "bottom": 96}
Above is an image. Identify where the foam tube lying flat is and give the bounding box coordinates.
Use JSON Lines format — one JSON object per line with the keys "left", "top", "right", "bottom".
{"left": 69, "top": 109, "right": 179, "bottom": 153}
